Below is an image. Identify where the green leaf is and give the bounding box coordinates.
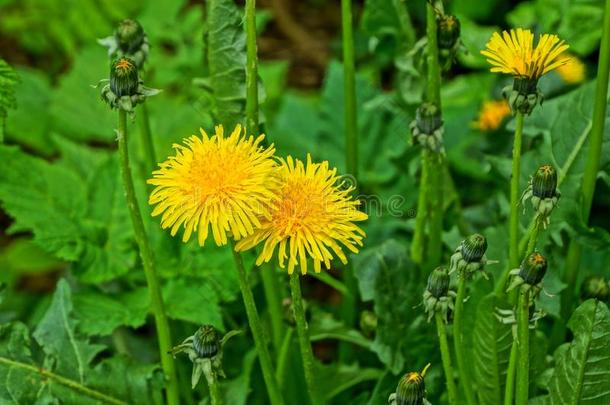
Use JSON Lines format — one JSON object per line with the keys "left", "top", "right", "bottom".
{"left": 472, "top": 293, "right": 513, "bottom": 405}
{"left": 222, "top": 349, "right": 257, "bottom": 405}
{"left": 353, "top": 239, "right": 424, "bottom": 373}
{"left": 206, "top": 0, "right": 247, "bottom": 128}
{"left": 0, "top": 58, "right": 19, "bottom": 140}
{"left": 309, "top": 310, "right": 373, "bottom": 351}
{"left": 0, "top": 280, "right": 163, "bottom": 404}
{"left": 535, "top": 299, "right": 610, "bottom": 404}
{"left": 317, "top": 363, "right": 383, "bottom": 401}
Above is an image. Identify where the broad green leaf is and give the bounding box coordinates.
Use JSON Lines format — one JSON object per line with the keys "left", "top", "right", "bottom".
{"left": 0, "top": 280, "right": 162, "bottom": 404}
{"left": 309, "top": 310, "right": 373, "bottom": 351}
{"left": 536, "top": 299, "right": 610, "bottom": 404}
{"left": 222, "top": 349, "right": 257, "bottom": 405}
{"left": 353, "top": 239, "right": 427, "bottom": 373}
{"left": 206, "top": 0, "right": 247, "bottom": 128}
{"left": 473, "top": 293, "right": 513, "bottom": 405}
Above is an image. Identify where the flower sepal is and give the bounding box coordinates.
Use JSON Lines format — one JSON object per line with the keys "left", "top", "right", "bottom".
{"left": 170, "top": 325, "right": 241, "bottom": 389}
{"left": 437, "top": 14, "right": 461, "bottom": 71}
{"left": 507, "top": 252, "right": 548, "bottom": 297}
{"left": 521, "top": 165, "right": 560, "bottom": 227}
{"left": 388, "top": 364, "right": 432, "bottom": 405}
{"left": 503, "top": 77, "right": 544, "bottom": 116}
{"left": 423, "top": 267, "right": 456, "bottom": 323}
{"left": 449, "top": 234, "right": 494, "bottom": 279}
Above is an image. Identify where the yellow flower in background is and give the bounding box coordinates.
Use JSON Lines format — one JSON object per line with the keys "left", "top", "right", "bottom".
{"left": 556, "top": 54, "right": 585, "bottom": 84}
{"left": 481, "top": 29, "right": 570, "bottom": 79}
{"left": 236, "top": 155, "right": 367, "bottom": 275}
{"left": 148, "top": 124, "right": 278, "bottom": 246}
{"left": 474, "top": 100, "right": 511, "bottom": 131}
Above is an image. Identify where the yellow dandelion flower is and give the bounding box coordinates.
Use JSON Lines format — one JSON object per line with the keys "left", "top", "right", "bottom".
{"left": 148, "top": 124, "right": 278, "bottom": 246}
{"left": 474, "top": 100, "right": 511, "bottom": 131}
{"left": 481, "top": 28, "right": 570, "bottom": 79}
{"left": 556, "top": 54, "right": 585, "bottom": 84}
{"left": 235, "top": 155, "right": 367, "bottom": 275}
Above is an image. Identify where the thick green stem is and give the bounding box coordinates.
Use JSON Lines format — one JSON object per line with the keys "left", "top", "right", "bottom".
{"left": 525, "top": 217, "right": 541, "bottom": 257}
{"left": 230, "top": 243, "right": 285, "bottom": 405}
{"left": 453, "top": 276, "right": 476, "bottom": 405}
{"left": 435, "top": 313, "right": 458, "bottom": 405}
{"left": 0, "top": 357, "right": 127, "bottom": 404}
{"left": 138, "top": 103, "right": 157, "bottom": 172}
{"left": 411, "top": 151, "right": 430, "bottom": 265}
{"left": 290, "top": 273, "right": 323, "bottom": 405}
{"left": 341, "top": 0, "right": 358, "bottom": 180}
{"left": 516, "top": 287, "right": 530, "bottom": 405}
{"left": 496, "top": 112, "right": 524, "bottom": 296}
{"left": 504, "top": 342, "right": 517, "bottom": 405}
{"left": 562, "top": 0, "right": 610, "bottom": 319}
{"left": 245, "top": 0, "right": 259, "bottom": 134}
{"left": 204, "top": 371, "right": 222, "bottom": 405}
{"left": 116, "top": 110, "right": 179, "bottom": 405}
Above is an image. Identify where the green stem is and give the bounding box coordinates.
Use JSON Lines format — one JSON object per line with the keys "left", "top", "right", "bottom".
{"left": 116, "top": 110, "right": 179, "bottom": 405}
{"left": 426, "top": 2, "right": 441, "bottom": 107}
{"left": 453, "top": 276, "right": 476, "bottom": 405}
{"left": 138, "top": 103, "right": 157, "bottom": 172}
{"left": 341, "top": 0, "right": 358, "bottom": 179}
{"left": 435, "top": 313, "right": 458, "bottom": 405}
{"left": 261, "top": 264, "right": 285, "bottom": 352}
{"left": 204, "top": 370, "right": 222, "bottom": 405}
{"left": 229, "top": 243, "right": 285, "bottom": 405}
{"left": 515, "top": 287, "right": 530, "bottom": 405}
{"left": 496, "top": 112, "right": 524, "bottom": 296}
{"left": 562, "top": 0, "right": 610, "bottom": 320}
{"left": 411, "top": 150, "right": 430, "bottom": 265}
{"left": 276, "top": 327, "right": 295, "bottom": 389}
{"left": 525, "top": 217, "right": 541, "bottom": 257}
{"left": 0, "top": 357, "right": 127, "bottom": 405}
{"left": 504, "top": 342, "right": 517, "bottom": 405}
{"left": 289, "top": 273, "right": 323, "bottom": 405}
{"left": 245, "top": 0, "right": 259, "bottom": 134}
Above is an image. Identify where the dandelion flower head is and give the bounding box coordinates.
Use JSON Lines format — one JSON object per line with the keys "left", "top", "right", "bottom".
{"left": 148, "top": 124, "right": 278, "bottom": 246}
{"left": 235, "top": 155, "right": 367, "bottom": 275}
{"left": 481, "top": 28, "right": 570, "bottom": 79}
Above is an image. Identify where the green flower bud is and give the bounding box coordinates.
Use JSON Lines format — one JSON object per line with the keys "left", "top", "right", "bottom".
{"left": 359, "top": 310, "right": 378, "bottom": 337}
{"left": 437, "top": 15, "right": 461, "bottom": 50}
{"left": 110, "top": 58, "right": 139, "bottom": 97}
{"left": 116, "top": 19, "right": 145, "bottom": 54}
{"left": 461, "top": 233, "right": 487, "bottom": 263}
{"left": 504, "top": 77, "right": 543, "bottom": 115}
{"left": 532, "top": 165, "right": 557, "bottom": 199}
{"left": 519, "top": 252, "right": 548, "bottom": 286}
{"left": 193, "top": 325, "right": 220, "bottom": 359}
{"left": 426, "top": 267, "right": 450, "bottom": 298}
{"left": 415, "top": 103, "right": 442, "bottom": 135}
{"left": 580, "top": 275, "right": 610, "bottom": 301}
{"left": 394, "top": 364, "right": 430, "bottom": 405}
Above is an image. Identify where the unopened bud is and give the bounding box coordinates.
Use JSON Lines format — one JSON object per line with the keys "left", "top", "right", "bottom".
{"left": 415, "top": 103, "right": 442, "bottom": 135}
{"left": 580, "top": 275, "right": 610, "bottom": 301}
{"left": 110, "top": 58, "right": 138, "bottom": 97}
{"left": 461, "top": 233, "right": 487, "bottom": 263}
{"left": 393, "top": 364, "right": 430, "bottom": 405}
{"left": 426, "top": 267, "right": 450, "bottom": 298}
{"left": 519, "top": 252, "right": 548, "bottom": 286}
{"left": 437, "top": 15, "right": 461, "bottom": 50}
{"left": 193, "top": 325, "right": 220, "bottom": 359}
{"left": 532, "top": 165, "right": 558, "bottom": 199}
{"left": 116, "top": 19, "right": 145, "bottom": 54}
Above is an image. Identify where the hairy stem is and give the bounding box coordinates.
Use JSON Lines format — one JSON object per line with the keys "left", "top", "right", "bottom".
{"left": 435, "top": 313, "right": 458, "bottom": 405}
{"left": 504, "top": 342, "right": 517, "bottom": 405}
{"left": 411, "top": 150, "right": 430, "bottom": 265}
{"left": 0, "top": 357, "right": 127, "bottom": 405}
{"left": 230, "top": 243, "right": 285, "bottom": 405}
{"left": 290, "top": 272, "right": 323, "bottom": 405}
{"left": 453, "top": 276, "right": 476, "bottom": 405}
{"left": 515, "top": 287, "right": 530, "bottom": 405}
{"left": 204, "top": 370, "right": 222, "bottom": 405}
{"left": 116, "top": 110, "right": 179, "bottom": 405}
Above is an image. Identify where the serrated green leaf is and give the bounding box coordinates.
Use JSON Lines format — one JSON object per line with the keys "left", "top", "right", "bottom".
{"left": 535, "top": 299, "right": 610, "bottom": 404}
{"left": 472, "top": 293, "right": 513, "bottom": 404}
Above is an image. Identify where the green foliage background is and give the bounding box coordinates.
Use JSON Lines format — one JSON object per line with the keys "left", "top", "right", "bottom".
{"left": 0, "top": 0, "right": 609, "bottom": 403}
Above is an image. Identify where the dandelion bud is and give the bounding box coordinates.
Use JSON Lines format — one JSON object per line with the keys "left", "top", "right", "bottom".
{"left": 580, "top": 275, "right": 610, "bottom": 302}
{"left": 389, "top": 364, "right": 430, "bottom": 405}
{"left": 437, "top": 15, "right": 460, "bottom": 50}
{"left": 359, "top": 310, "right": 378, "bottom": 337}
{"left": 110, "top": 58, "right": 139, "bottom": 97}
{"left": 426, "top": 267, "right": 450, "bottom": 298}
{"left": 532, "top": 165, "right": 558, "bottom": 199}
{"left": 116, "top": 19, "right": 145, "bottom": 54}
{"left": 461, "top": 233, "right": 487, "bottom": 263}
{"left": 519, "top": 252, "right": 547, "bottom": 285}
{"left": 193, "top": 325, "right": 220, "bottom": 359}
{"left": 410, "top": 103, "right": 444, "bottom": 152}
